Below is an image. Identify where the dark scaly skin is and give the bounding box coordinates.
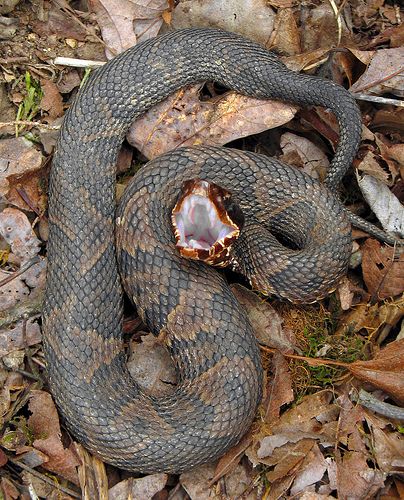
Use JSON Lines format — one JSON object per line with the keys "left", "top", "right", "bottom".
{"left": 43, "top": 28, "right": 360, "bottom": 473}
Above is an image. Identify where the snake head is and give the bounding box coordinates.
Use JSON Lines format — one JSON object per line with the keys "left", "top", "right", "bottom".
{"left": 172, "top": 179, "right": 244, "bottom": 267}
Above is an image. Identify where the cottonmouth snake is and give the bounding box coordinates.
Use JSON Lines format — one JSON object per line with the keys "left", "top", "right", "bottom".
{"left": 43, "top": 28, "right": 361, "bottom": 473}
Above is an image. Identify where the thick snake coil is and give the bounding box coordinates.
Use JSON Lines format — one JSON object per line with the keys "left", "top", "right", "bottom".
{"left": 43, "top": 28, "right": 361, "bottom": 473}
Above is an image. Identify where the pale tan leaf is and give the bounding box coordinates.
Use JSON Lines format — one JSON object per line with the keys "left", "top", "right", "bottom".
{"left": 128, "top": 84, "right": 297, "bottom": 159}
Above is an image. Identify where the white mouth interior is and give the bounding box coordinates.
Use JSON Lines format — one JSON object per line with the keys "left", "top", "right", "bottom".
{"left": 174, "top": 194, "right": 234, "bottom": 250}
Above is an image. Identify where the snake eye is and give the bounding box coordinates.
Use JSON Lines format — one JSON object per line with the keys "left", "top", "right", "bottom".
{"left": 172, "top": 179, "right": 243, "bottom": 267}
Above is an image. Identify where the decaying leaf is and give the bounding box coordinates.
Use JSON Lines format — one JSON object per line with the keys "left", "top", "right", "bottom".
{"left": 230, "top": 284, "right": 296, "bottom": 353}
{"left": 357, "top": 150, "right": 391, "bottom": 184}
{"left": 108, "top": 473, "right": 168, "bottom": 500}
{"left": 127, "top": 333, "right": 176, "bottom": 396}
{"left": 127, "top": 84, "right": 297, "bottom": 159}
{"left": 361, "top": 239, "right": 404, "bottom": 299}
{"left": 0, "top": 319, "right": 41, "bottom": 357}
{"left": 335, "top": 296, "right": 404, "bottom": 337}
{"left": 89, "top": 0, "right": 169, "bottom": 58}
{"left": 171, "top": 0, "right": 276, "bottom": 48}
{"left": 279, "top": 131, "right": 329, "bottom": 180}
{"left": 40, "top": 79, "right": 64, "bottom": 119}
{"left": 0, "top": 208, "right": 41, "bottom": 263}
{"left": 356, "top": 173, "right": 404, "bottom": 237}
{"left": 28, "top": 390, "right": 80, "bottom": 484}
{"left": 264, "top": 351, "right": 294, "bottom": 424}
{"left": 350, "top": 47, "right": 404, "bottom": 97}
{"left": 349, "top": 339, "right": 404, "bottom": 405}
{"left": 0, "top": 137, "right": 44, "bottom": 212}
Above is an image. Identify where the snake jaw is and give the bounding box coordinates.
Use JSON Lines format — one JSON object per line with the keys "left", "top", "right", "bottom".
{"left": 172, "top": 179, "right": 244, "bottom": 267}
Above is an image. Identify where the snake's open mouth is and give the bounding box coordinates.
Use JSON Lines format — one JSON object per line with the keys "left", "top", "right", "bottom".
{"left": 172, "top": 179, "right": 243, "bottom": 267}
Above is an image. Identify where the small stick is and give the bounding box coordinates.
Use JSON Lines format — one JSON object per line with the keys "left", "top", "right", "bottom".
{"left": 351, "top": 93, "right": 404, "bottom": 107}
{"left": 53, "top": 57, "right": 105, "bottom": 68}
{"left": 356, "top": 389, "right": 404, "bottom": 421}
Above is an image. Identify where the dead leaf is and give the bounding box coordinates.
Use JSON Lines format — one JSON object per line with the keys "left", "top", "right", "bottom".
{"left": 289, "top": 443, "right": 329, "bottom": 495}
{"left": 28, "top": 390, "right": 80, "bottom": 484}
{"left": 357, "top": 151, "right": 391, "bottom": 184}
{"left": 279, "top": 131, "right": 329, "bottom": 180}
{"left": 32, "top": 7, "right": 90, "bottom": 41}
{"left": 336, "top": 449, "right": 386, "bottom": 500}
{"left": 89, "top": 0, "right": 169, "bottom": 58}
{"left": 350, "top": 47, "right": 404, "bottom": 97}
{"left": 40, "top": 79, "right": 64, "bottom": 119}
{"left": 361, "top": 239, "right": 404, "bottom": 299}
{"left": 349, "top": 339, "right": 404, "bottom": 405}
{"left": 0, "top": 319, "right": 41, "bottom": 357}
{"left": 364, "top": 412, "right": 404, "bottom": 474}
{"left": 171, "top": 0, "right": 275, "bottom": 48}
{"left": 128, "top": 84, "right": 297, "bottom": 159}
{"left": 211, "top": 431, "right": 252, "bottom": 485}
{"left": 108, "top": 473, "right": 167, "bottom": 500}
{"left": 335, "top": 297, "right": 404, "bottom": 337}
{"left": 264, "top": 351, "right": 294, "bottom": 424}
{"left": 0, "top": 208, "right": 41, "bottom": 263}
{"left": 0, "top": 258, "right": 45, "bottom": 312}
{"left": 356, "top": 173, "right": 404, "bottom": 237}
{"left": 266, "top": 439, "right": 316, "bottom": 482}
{"left": 230, "top": 284, "right": 296, "bottom": 353}
{"left": 0, "top": 137, "right": 44, "bottom": 212}
{"left": 128, "top": 333, "right": 176, "bottom": 396}
{"left": 269, "top": 7, "right": 300, "bottom": 56}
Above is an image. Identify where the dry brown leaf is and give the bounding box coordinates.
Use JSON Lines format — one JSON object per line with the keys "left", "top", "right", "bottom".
{"left": 349, "top": 339, "right": 404, "bottom": 405}
{"left": 357, "top": 150, "right": 391, "bottom": 184}
{"left": 0, "top": 319, "right": 41, "bottom": 357}
{"left": 350, "top": 47, "right": 404, "bottom": 97}
{"left": 32, "top": 7, "right": 88, "bottom": 40}
{"left": 0, "top": 259, "right": 45, "bottom": 319}
{"left": 128, "top": 84, "right": 297, "bottom": 159}
{"left": 269, "top": 7, "right": 300, "bottom": 56}
{"left": 289, "top": 444, "right": 329, "bottom": 496}
{"left": 0, "top": 208, "right": 41, "bottom": 263}
{"left": 361, "top": 239, "right": 404, "bottom": 299}
{"left": 28, "top": 390, "right": 80, "bottom": 484}
{"left": 0, "top": 137, "right": 44, "bottom": 212}
{"left": 211, "top": 431, "right": 252, "bottom": 485}
{"left": 336, "top": 449, "right": 385, "bottom": 500}
{"left": 279, "top": 131, "right": 329, "bottom": 180}
{"left": 89, "top": 0, "right": 169, "bottom": 58}
{"left": 108, "top": 473, "right": 168, "bottom": 500}
{"left": 335, "top": 296, "right": 404, "bottom": 337}
{"left": 266, "top": 439, "right": 315, "bottom": 482}
{"left": 40, "top": 79, "right": 64, "bottom": 119}
{"left": 171, "top": 0, "right": 275, "bottom": 48}
{"left": 264, "top": 351, "right": 294, "bottom": 424}
{"left": 282, "top": 48, "right": 330, "bottom": 72}
{"left": 128, "top": 333, "right": 176, "bottom": 396}
{"left": 230, "top": 284, "right": 296, "bottom": 353}
{"left": 364, "top": 413, "right": 404, "bottom": 474}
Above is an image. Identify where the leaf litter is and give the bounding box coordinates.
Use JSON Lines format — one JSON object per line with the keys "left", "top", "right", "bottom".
{"left": 0, "top": 0, "right": 403, "bottom": 498}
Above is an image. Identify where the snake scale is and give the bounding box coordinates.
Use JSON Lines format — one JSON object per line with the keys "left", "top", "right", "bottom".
{"left": 43, "top": 28, "right": 361, "bottom": 473}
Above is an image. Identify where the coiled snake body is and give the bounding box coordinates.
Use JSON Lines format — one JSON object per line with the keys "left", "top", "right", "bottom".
{"left": 43, "top": 28, "right": 361, "bottom": 472}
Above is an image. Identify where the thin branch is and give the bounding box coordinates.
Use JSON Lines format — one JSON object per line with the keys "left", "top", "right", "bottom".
{"left": 7, "top": 457, "right": 81, "bottom": 499}
{"left": 259, "top": 345, "right": 351, "bottom": 367}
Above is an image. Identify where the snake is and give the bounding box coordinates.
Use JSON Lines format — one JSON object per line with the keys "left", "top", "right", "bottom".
{"left": 43, "top": 28, "right": 361, "bottom": 473}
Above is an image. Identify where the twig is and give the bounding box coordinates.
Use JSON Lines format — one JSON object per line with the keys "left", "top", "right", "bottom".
{"left": 356, "top": 389, "right": 404, "bottom": 421}
{"left": 0, "top": 121, "right": 61, "bottom": 130}
{"left": 351, "top": 93, "right": 404, "bottom": 107}
{"left": 0, "top": 257, "right": 41, "bottom": 288}
{"left": 259, "top": 345, "right": 350, "bottom": 367}
{"left": 7, "top": 457, "right": 81, "bottom": 499}
{"left": 327, "top": 0, "right": 342, "bottom": 45}
{"left": 53, "top": 56, "right": 105, "bottom": 68}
